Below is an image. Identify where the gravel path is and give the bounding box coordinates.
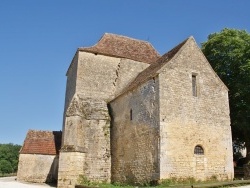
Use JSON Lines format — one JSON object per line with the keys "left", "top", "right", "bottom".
{"left": 0, "top": 177, "right": 56, "bottom": 188}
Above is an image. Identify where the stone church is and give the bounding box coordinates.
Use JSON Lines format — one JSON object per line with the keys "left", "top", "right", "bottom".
{"left": 18, "top": 33, "right": 234, "bottom": 188}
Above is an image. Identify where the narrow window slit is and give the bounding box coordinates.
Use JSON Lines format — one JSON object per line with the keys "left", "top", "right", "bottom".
{"left": 130, "top": 109, "right": 133, "bottom": 121}
{"left": 192, "top": 74, "right": 197, "bottom": 97}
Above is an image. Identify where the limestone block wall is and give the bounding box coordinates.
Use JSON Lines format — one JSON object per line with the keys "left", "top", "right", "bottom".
{"left": 62, "top": 54, "right": 78, "bottom": 143}
{"left": 159, "top": 39, "right": 233, "bottom": 180}
{"left": 76, "top": 52, "right": 149, "bottom": 100}
{"left": 59, "top": 51, "right": 151, "bottom": 187}
{"left": 58, "top": 118, "right": 111, "bottom": 187}
{"left": 64, "top": 53, "right": 78, "bottom": 114}
{"left": 62, "top": 96, "right": 111, "bottom": 149}
{"left": 58, "top": 96, "right": 111, "bottom": 186}
{"left": 58, "top": 152, "right": 85, "bottom": 188}
{"left": 82, "top": 119, "right": 111, "bottom": 181}
{"left": 110, "top": 78, "right": 160, "bottom": 185}
{"left": 62, "top": 51, "right": 150, "bottom": 145}
{"left": 17, "top": 154, "right": 58, "bottom": 183}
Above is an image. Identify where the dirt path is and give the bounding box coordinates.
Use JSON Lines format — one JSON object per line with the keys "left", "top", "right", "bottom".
{"left": 0, "top": 177, "right": 56, "bottom": 188}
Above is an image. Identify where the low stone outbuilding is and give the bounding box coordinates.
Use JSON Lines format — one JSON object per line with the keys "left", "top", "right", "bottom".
{"left": 17, "top": 130, "right": 62, "bottom": 183}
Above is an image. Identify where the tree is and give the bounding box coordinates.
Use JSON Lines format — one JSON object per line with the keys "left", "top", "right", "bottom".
{"left": 0, "top": 143, "right": 22, "bottom": 174}
{"left": 202, "top": 28, "right": 250, "bottom": 161}
{"left": 0, "top": 160, "right": 13, "bottom": 174}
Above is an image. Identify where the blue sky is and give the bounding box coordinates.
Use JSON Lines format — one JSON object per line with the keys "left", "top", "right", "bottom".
{"left": 0, "top": 0, "right": 250, "bottom": 145}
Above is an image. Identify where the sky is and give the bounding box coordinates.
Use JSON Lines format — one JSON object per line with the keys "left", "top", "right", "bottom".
{"left": 0, "top": 0, "right": 250, "bottom": 145}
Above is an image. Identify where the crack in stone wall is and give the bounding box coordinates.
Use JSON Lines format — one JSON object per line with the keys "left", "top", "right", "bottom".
{"left": 113, "top": 60, "right": 121, "bottom": 87}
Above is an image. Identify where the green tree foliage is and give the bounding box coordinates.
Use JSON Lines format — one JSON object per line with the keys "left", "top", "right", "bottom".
{"left": 0, "top": 160, "right": 13, "bottom": 174}
{"left": 202, "top": 28, "right": 250, "bottom": 159}
{"left": 0, "top": 143, "right": 21, "bottom": 174}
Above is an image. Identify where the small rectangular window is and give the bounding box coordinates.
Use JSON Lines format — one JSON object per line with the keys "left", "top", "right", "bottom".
{"left": 130, "top": 109, "right": 133, "bottom": 121}
{"left": 192, "top": 74, "right": 197, "bottom": 97}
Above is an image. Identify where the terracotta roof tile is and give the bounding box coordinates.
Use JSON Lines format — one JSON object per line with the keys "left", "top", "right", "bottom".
{"left": 20, "top": 130, "right": 62, "bottom": 155}
{"left": 117, "top": 37, "right": 190, "bottom": 96}
{"left": 78, "top": 33, "right": 160, "bottom": 64}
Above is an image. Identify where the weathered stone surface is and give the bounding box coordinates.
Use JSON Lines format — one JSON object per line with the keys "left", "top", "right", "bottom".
{"left": 158, "top": 37, "right": 233, "bottom": 181}
{"left": 59, "top": 47, "right": 150, "bottom": 188}
{"left": 60, "top": 97, "right": 112, "bottom": 187}
{"left": 57, "top": 34, "right": 234, "bottom": 188}
{"left": 109, "top": 37, "right": 233, "bottom": 184}
{"left": 110, "top": 78, "right": 160, "bottom": 184}
{"left": 17, "top": 154, "right": 58, "bottom": 183}
{"left": 58, "top": 152, "right": 85, "bottom": 188}
{"left": 66, "top": 95, "right": 110, "bottom": 120}
{"left": 75, "top": 52, "right": 149, "bottom": 100}
{"left": 64, "top": 53, "right": 78, "bottom": 114}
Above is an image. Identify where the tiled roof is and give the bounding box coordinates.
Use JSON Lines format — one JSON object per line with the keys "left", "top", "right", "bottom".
{"left": 118, "top": 37, "right": 190, "bottom": 95}
{"left": 20, "top": 130, "right": 62, "bottom": 155}
{"left": 78, "top": 33, "right": 160, "bottom": 64}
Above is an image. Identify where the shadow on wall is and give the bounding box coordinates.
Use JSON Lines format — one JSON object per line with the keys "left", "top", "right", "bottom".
{"left": 46, "top": 131, "right": 62, "bottom": 186}
{"left": 45, "top": 156, "right": 59, "bottom": 186}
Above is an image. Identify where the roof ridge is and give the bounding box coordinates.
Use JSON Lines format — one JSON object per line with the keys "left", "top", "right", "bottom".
{"left": 155, "top": 37, "right": 190, "bottom": 65}
{"left": 78, "top": 33, "right": 160, "bottom": 64}
{"left": 112, "top": 37, "right": 190, "bottom": 99}
{"left": 102, "top": 33, "right": 158, "bottom": 46}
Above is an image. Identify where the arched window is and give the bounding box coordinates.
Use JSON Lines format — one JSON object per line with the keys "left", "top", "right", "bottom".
{"left": 194, "top": 145, "right": 204, "bottom": 155}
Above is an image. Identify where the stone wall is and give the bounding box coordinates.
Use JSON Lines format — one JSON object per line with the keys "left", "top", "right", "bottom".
{"left": 58, "top": 152, "right": 85, "bottom": 188}
{"left": 64, "top": 53, "right": 78, "bottom": 114}
{"left": 17, "top": 154, "right": 58, "bottom": 183}
{"left": 110, "top": 78, "right": 160, "bottom": 185}
{"left": 62, "top": 53, "right": 78, "bottom": 143}
{"left": 59, "top": 51, "right": 150, "bottom": 187}
{"left": 159, "top": 38, "right": 233, "bottom": 181}
{"left": 76, "top": 52, "right": 149, "bottom": 100}
{"left": 59, "top": 37, "right": 234, "bottom": 187}
{"left": 58, "top": 96, "right": 111, "bottom": 187}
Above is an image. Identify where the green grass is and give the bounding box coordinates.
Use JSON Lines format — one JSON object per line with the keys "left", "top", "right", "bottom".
{"left": 77, "top": 175, "right": 250, "bottom": 188}
{"left": 77, "top": 175, "right": 135, "bottom": 187}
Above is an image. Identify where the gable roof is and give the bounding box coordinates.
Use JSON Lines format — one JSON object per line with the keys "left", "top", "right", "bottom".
{"left": 20, "top": 130, "right": 62, "bottom": 155}
{"left": 78, "top": 33, "right": 160, "bottom": 64}
{"left": 117, "top": 37, "right": 190, "bottom": 96}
